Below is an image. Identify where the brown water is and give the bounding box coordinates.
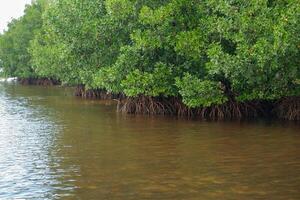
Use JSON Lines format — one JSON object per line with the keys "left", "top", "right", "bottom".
{"left": 0, "top": 83, "right": 299, "bottom": 200}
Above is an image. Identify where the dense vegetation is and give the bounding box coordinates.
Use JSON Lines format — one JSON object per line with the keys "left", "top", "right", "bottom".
{"left": 0, "top": 0, "right": 46, "bottom": 78}
{"left": 0, "top": 0, "right": 299, "bottom": 120}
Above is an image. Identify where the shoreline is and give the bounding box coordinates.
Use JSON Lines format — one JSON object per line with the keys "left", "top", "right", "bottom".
{"left": 2, "top": 78, "right": 298, "bottom": 121}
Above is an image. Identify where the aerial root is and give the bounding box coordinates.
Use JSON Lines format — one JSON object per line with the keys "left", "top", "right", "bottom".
{"left": 74, "top": 92, "right": 299, "bottom": 121}
{"left": 118, "top": 96, "right": 266, "bottom": 120}
{"left": 74, "top": 85, "right": 123, "bottom": 100}
{"left": 18, "top": 77, "right": 60, "bottom": 86}
{"left": 273, "top": 96, "right": 300, "bottom": 121}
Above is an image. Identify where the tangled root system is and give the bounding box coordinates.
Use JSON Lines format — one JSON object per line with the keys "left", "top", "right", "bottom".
{"left": 195, "top": 101, "right": 263, "bottom": 120}
{"left": 118, "top": 96, "right": 266, "bottom": 120}
{"left": 74, "top": 89, "right": 299, "bottom": 121}
{"left": 117, "top": 96, "right": 190, "bottom": 116}
{"left": 274, "top": 96, "right": 300, "bottom": 121}
{"left": 18, "top": 78, "right": 60, "bottom": 86}
{"left": 74, "top": 85, "right": 122, "bottom": 100}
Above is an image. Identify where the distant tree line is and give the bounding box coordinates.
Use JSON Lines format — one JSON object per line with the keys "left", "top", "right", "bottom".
{"left": 0, "top": 0, "right": 299, "bottom": 119}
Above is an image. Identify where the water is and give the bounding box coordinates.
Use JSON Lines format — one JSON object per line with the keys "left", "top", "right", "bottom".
{"left": 0, "top": 83, "right": 299, "bottom": 200}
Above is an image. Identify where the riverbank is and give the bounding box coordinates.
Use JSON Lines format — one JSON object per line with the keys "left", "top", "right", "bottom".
{"left": 117, "top": 96, "right": 299, "bottom": 121}
{"left": 74, "top": 84, "right": 299, "bottom": 121}
{"left": 18, "top": 77, "right": 60, "bottom": 86}
{"left": 4, "top": 80, "right": 299, "bottom": 121}
{"left": 74, "top": 85, "right": 123, "bottom": 100}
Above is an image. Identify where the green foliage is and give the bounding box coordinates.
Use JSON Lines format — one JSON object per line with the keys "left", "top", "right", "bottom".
{"left": 122, "top": 62, "right": 175, "bottom": 97}
{"left": 105, "top": 0, "right": 136, "bottom": 19}
{"left": 0, "top": 0, "right": 299, "bottom": 108}
{"left": 0, "top": 0, "right": 46, "bottom": 78}
{"left": 92, "top": 45, "right": 140, "bottom": 92}
{"left": 176, "top": 73, "right": 227, "bottom": 107}
{"left": 29, "top": 0, "right": 137, "bottom": 86}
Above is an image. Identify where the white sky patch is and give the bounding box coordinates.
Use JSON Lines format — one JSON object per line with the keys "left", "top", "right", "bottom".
{"left": 0, "top": 0, "right": 32, "bottom": 33}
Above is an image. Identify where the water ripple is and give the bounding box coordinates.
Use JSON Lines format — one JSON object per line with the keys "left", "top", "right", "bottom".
{"left": 0, "top": 85, "right": 76, "bottom": 199}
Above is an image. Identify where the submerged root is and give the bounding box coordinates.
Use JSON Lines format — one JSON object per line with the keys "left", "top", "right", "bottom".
{"left": 195, "top": 100, "right": 265, "bottom": 120}
{"left": 74, "top": 85, "right": 122, "bottom": 100}
{"left": 118, "top": 96, "right": 190, "bottom": 116}
{"left": 118, "top": 96, "right": 265, "bottom": 120}
{"left": 273, "top": 96, "right": 300, "bottom": 121}
{"left": 18, "top": 77, "right": 60, "bottom": 86}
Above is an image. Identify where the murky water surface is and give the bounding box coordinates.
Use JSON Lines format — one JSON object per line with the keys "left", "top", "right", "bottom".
{"left": 0, "top": 83, "right": 299, "bottom": 199}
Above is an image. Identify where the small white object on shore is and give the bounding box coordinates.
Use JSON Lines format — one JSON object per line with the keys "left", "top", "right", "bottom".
{"left": 0, "top": 77, "right": 18, "bottom": 83}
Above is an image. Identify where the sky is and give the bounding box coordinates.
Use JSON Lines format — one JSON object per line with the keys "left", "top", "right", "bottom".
{"left": 0, "top": 0, "right": 32, "bottom": 33}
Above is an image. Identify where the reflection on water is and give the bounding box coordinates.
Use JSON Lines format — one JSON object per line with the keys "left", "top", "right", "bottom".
{"left": 0, "top": 83, "right": 299, "bottom": 199}
{"left": 0, "top": 84, "right": 78, "bottom": 199}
